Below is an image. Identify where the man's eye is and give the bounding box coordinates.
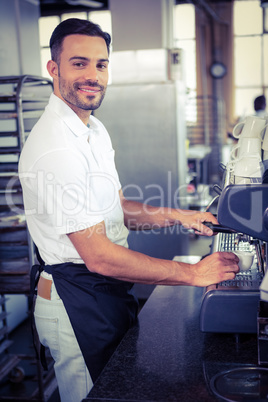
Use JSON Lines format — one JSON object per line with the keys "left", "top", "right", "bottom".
{"left": 74, "top": 62, "right": 85, "bottom": 67}
{"left": 98, "top": 64, "right": 107, "bottom": 70}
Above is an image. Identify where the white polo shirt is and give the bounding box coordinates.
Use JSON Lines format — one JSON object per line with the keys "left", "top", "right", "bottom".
{"left": 19, "top": 93, "right": 129, "bottom": 264}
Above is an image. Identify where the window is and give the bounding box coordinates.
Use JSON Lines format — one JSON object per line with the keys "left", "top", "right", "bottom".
{"left": 173, "top": 4, "right": 196, "bottom": 97}
{"left": 174, "top": 4, "right": 196, "bottom": 123}
{"left": 39, "top": 16, "right": 60, "bottom": 78}
{"left": 233, "top": 0, "right": 268, "bottom": 118}
{"left": 38, "top": 11, "right": 112, "bottom": 79}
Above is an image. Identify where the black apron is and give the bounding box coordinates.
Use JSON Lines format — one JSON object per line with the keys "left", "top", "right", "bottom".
{"left": 31, "top": 262, "right": 139, "bottom": 382}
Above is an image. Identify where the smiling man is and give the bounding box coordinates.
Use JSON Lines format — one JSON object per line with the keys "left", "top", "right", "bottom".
{"left": 19, "top": 18, "right": 239, "bottom": 402}
{"left": 49, "top": 33, "right": 108, "bottom": 120}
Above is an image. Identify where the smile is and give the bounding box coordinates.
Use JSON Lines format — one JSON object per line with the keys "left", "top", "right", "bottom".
{"left": 78, "top": 87, "right": 100, "bottom": 94}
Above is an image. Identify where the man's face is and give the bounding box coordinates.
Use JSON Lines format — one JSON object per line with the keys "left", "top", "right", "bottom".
{"left": 53, "top": 34, "right": 109, "bottom": 115}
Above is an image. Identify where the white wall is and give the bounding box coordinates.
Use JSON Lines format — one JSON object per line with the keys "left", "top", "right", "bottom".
{"left": 110, "top": 0, "right": 174, "bottom": 51}
{"left": 0, "top": 0, "right": 41, "bottom": 76}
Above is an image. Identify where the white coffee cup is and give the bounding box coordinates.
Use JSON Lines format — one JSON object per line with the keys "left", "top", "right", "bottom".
{"left": 233, "top": 250, "right": 254, "bottom": 271}
{"left": 234, "top": 176, "right": 253, "bottom": 184}
{"left": 233, "top": 116, "right": 267, "bottom": 140}
{"left": 230, "top": 137, "right": 262, "bottom": 160}
{"left": 233, "top": 155, "right": 262, "bottom": 175}
{"left": 233, "top": 154, "right": 262, "bottom": 183}
{"left": 234, "top": 175, "right": 262, "bottom": 184}
{"left": 262, "top": 127, "right": 268, "bottom": 151}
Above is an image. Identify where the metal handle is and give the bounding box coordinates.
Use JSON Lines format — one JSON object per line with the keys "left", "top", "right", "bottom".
{"left": 205, "top": 195, "right": 219, "bottom": 212}
{"left": 205, "top": 222, "right": 237, "bottom": 233}
{"left": 213, "top": 184, "right": 222, "bottom": 195}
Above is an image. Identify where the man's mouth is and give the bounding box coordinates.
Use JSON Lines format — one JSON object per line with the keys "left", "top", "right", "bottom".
{"left": 78, "top": 87, "right": 100, "bottom": 94}
{"left": 75, "top": 81, "right": 103, "bottom": 95}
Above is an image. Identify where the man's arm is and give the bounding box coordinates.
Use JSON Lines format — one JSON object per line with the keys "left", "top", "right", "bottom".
{"left": 119, "top": 190, "right": 218, "bottom": 236}
{"left": 68, "top": 221, "right": 239, "bottom": 287}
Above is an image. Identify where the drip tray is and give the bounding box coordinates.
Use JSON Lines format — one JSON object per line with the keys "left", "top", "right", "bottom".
{"left": 210, "top": 366, "right": 268, "bottom": 401}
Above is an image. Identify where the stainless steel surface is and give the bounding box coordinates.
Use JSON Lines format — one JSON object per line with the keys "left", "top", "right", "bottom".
{"left": 95, "top": 82, "right": 189, "bottom": 260}
{"left": 95, "top": 83, "right": 181, "bottom": 198}
{"left": 253, "top": 240, "right": 264, "bottom": 274}
{"left": 210, "top": 366, "right": 268, "bottom": 401}
{"left": 200, "top": 231, "right": 265, "bottom": 333}
{"left": 97, "top": 82, "right": 188, "bottom": 201}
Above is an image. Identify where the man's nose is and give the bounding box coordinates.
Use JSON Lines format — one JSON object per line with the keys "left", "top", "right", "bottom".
{"left": 84, "top": 65, "right": 99, "bottom": 82}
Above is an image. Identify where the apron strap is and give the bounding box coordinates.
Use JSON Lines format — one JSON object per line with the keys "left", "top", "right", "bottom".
{"left": 29, "top": 246, "right": 48, "bottom": 370}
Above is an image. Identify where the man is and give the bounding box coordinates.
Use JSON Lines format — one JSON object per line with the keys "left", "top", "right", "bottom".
{"left": 19, "top": 18, "right": 239, "bottom": 402}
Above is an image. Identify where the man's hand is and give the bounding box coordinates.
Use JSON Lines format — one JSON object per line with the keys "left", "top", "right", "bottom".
{"left": 176, "top": 210, "right": 219, "bottom": 236}
{"left": 186, "top": 252, "right": 240, "bottom": 287}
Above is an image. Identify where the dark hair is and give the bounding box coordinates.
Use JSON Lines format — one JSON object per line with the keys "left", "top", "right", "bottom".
{"left": 49, "top": 18, "right": 111, "bottom": 64}
{"left": 254, "top": 95, "right": 266, "bottom": 111}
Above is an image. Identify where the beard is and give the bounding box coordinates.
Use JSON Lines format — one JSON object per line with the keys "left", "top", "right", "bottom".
{"left": 58, "top": 75, "right": 107, "bottom": 111}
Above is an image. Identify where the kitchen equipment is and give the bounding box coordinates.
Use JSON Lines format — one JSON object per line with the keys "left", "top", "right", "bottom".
{"left": 258, "top": 301, "right": 268, "bottom": 366}
{"left": 210, "top": 366, "right": 268, "bottom": 401}
{"left": 200, "top": 176, "right": 268, "bottom": 333}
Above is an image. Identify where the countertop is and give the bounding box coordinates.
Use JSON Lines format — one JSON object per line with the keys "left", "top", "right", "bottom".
{"left": 84, "top": 282, "right": 260, "bottom": 401}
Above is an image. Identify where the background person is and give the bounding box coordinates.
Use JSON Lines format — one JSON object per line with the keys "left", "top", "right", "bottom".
{"left": 254, "top": 95, "right": 267, "bottom": 118}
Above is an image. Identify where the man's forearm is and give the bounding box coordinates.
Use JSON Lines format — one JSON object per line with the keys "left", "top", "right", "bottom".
{"left": 120, "top": 194, "right": 219, "bottom": 236}
{"left": 68, "top": 222, "right": 239, "bottom": 288}
{"left": 121, "top": 198, "right": 180, "bottom": 230}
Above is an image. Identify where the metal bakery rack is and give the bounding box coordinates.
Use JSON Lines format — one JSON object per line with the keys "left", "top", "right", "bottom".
{"left": 0, "top": 75, "right": 56, "bottom": 401}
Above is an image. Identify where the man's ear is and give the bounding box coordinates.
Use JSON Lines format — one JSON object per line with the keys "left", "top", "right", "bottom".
{"left": 47, "top": 60, "right": 59, "bottom": 79}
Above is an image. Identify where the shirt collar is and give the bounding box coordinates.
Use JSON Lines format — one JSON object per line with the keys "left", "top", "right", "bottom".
{"left": 48, "top": 93, "right": 93, "bottom": 138}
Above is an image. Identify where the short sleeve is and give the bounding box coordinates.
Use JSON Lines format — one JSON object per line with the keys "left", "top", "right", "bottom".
{"left": 31, "top": 148, "right": 109, "bottom": 234}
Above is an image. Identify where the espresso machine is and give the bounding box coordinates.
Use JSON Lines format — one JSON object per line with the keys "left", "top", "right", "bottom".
{"left": 200, "top": 176, "right": 268, "bottom": 334}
